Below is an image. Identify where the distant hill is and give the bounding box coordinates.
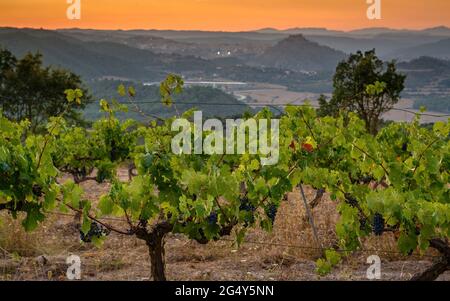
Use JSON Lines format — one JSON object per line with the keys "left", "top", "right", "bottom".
{"left": 4, "top": 26, "right": 450, "bottom": 105}
{"left": 398, "top": 56, "right": 450, "bottom": 71}
{"left": 57, "top": 27, "right": 450, "bottom": 60}
{"left": 397, "top": 57, "right": 450, "bottom": 113}
{"left": 255, "top": 27, "right": 344, "bottom": 36}
{"left": 388, "top": 38, "right": 450, "bottom": 60}
{"left": 348, "top": 27, "right": 402, "bottom": 36}
{"left": 58, "top": 29, "right": 198, "bottom": 55}
{"left": 0, "top": 28, "right": 318, "bottom": 91}
{"left": 84, "top": 80, "right": 253, "bottom": 121}
{"left": 398, "top": 56, "right": 450, "bottom": 89}
{"left": 421, "top": 26, "right": 450, "bottom": 36}
{"left": 252, "top": 34, "right": 346, "bottom": 72}
{"left": 254, "top": 26, "right": 450, "bottom": 58}
{"left": 0, "top": 28, "right": 169, "bottom": 80}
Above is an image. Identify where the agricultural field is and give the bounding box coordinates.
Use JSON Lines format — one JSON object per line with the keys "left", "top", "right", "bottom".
{"left": 1, "top": 170, "right": 448, "bottom": 281}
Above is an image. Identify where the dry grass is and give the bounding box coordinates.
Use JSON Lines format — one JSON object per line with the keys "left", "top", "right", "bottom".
{"left": 268, "top": 188, "right": 339, "bottom": 259}
{"left": 0, "top": 214, "right": 42, "bottom": 257}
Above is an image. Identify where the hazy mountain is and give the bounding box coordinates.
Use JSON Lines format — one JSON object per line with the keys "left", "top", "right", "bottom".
{"left": 0, "top": 28, "right": 316, "bottom": 90}
{"left": 57, "top": 28, "right": 277, "bottom": 59}
{"left": 398, "top": 56, "right": 450, "bottom": 71}
{"left": 255, "top": 28, "right": 282, "bottom": 34}
{"left": 254, "top": 26, "right": 450, "bottom": 58}
{"left": 256, "top": 27, "right": 344, "bottom": 36}
{"left": 59, "top": 28, "right": 283, "bottom": 42}
{"left": 348, "top": 27, "right": 410, "bottom": 36}
{"left": 397, "top": 57, "right": 450, "bottom": 113}
{"left": 55, "top": 27, "right": 450, "bottom": 60}
{"left": 388, "top": 38, "right": 450, "bottom": 60}
{"left": 304, "top": 35, "right": 383, "bottom": 56}
{"left": 58, "top": 29, "right": 198, "bottom": 54}
{"left": 283, "top": 28, "right": 344, "bottom": 36}
{"left": 421, "top": 26, "right": 450, "bottom": 36}
{"left": 0, "top": 28, "right": 225, "bottom": 81}
{"left": 398, "top": 56, "right": 450, "bottom": 88}
{"left": 0, "top": 29, "right": 142, "bottom": 80}
{"left": 306, "top": 34, "right": 446, "bottom": 58}
{"left": 252, "top": 34, "right": 346, "bottom": 72}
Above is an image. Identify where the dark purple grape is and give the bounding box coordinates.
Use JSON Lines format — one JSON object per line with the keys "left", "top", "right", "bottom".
{"left": 208, "top": 212, "right": 218, "bottom": 225}
{"left": 345, "top": 195, "right": 359, "bottom": 207}
{"left": 80, "top": 222, "right": 110, "bottom": 243}
{"left": 32, "top": 185, "right": 43, "bottom": 197}
{"left": 265, "top": 204, "right": 278, "bottom": 224}
{"left": 360, "top": 176, "right": 374, "bottom": 184}
{"left": 239, "top": 197, "right": 256, "bottom": 212}
{"left": 372, "top": 213, "right": 385, "bottom": 236}
{"left": 402, "top": 143, "right": 408, "bottom": 152}
{"left": 239, "top": 196, "right": 256, "bottom": 227}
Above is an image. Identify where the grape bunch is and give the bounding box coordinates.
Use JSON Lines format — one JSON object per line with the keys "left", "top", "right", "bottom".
{"left": 372, "top": 213, "right": 385, "bottom": 236}
{"left": 360, "top": 176, "right": 374, "bottom": 184}
{"left": 265, "top": 204, "right": 278, "bottom": 224}
{"left": 80, "top": 222, "right": 111, "bottom": 243}
{"left": 345, "top": 194, "right": 359, "bottom": 208}
{"left": 239, "top": 196, "right": 256, "bottom": 212}
{"left": 402, "top": 142, "right": 408, "bottom": 152}
{"left": 208, "top": 212, "right": 218, "bottom": 225}
{"left": 32, "top": 184, "right": 43, "bottom": 197}
{"left": 239, "top": 196, "right": 256, "bottom": 227}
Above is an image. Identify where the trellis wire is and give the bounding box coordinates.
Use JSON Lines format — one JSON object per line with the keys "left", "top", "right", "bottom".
{"left": 31, "top": 211, "right": 443, "bottom": 259}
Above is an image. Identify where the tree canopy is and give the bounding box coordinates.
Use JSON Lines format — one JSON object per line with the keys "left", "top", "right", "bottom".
{"left": 319, "top": 50, "right": 406, "bottom": 134}
{"left": 0, "top": 48, "right": 92, "bottom": 132}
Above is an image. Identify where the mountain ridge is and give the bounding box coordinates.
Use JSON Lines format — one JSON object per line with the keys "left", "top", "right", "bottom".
{"left": 252, "top": 34, "right": 346, "bottom": 72}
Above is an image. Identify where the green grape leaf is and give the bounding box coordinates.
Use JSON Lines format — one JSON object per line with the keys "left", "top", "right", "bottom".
{"left": 117, "top": 84, "right": 126, "bottom": 97}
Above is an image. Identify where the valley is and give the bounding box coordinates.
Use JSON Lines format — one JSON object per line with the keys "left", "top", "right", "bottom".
{"left": 1, "top": 26, "right": 449, "bottom": 121}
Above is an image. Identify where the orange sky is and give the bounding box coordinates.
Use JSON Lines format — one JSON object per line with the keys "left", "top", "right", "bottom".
{"left": 0, "top": 0, "right": 449, "bottom": 31}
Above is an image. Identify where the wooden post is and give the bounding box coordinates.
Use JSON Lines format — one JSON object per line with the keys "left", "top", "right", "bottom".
{"left": 299, "top": 184, "right": 323, "bottom": 254}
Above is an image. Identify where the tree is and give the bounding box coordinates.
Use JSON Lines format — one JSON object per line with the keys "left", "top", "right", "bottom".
{"left": 0, "top": 48, "right": 92, "bottom": 132}
{"left": 318, "top": 50, "right": 405, "bottom": 135}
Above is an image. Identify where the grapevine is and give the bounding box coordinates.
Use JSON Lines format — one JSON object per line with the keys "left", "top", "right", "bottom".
{"left": 0, "top": 75, "right": 449, "bottom": 282}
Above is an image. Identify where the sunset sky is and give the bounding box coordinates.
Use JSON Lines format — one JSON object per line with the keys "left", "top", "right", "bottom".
{"left": 0, "top": 0, "right": 449, "bottom": 31}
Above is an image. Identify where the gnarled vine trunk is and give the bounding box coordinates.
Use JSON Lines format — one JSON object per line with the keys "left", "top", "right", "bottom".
{"left": 410, "top": 258, "right": 448, "bottom": 281}
{"left": 135, "top": 221, "right": 172, "bottom": 281}
{"left": 411, "top": 239, "right": 450, "bottom": 281}
{"left": 146, "top": 232, "right": 167, "bottom": 281}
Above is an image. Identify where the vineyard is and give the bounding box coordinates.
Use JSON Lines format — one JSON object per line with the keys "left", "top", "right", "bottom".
{"left": 0, "top": 77, "right": 449, "bottom": 281}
